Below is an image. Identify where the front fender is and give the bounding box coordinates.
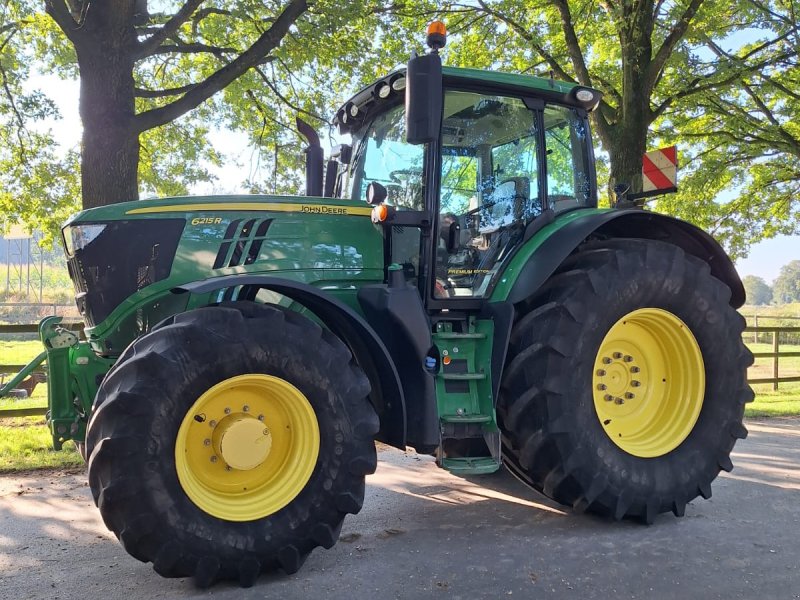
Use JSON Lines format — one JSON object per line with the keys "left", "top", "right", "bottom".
{"left": 493, "top": 209, "right": 745, "bottom": 308}
{"left": 173, "top": 276, "right": 407, "bottom": 449}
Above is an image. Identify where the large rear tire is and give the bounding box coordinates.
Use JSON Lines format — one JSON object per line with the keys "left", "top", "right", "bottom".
{"left": 498, "top": 239, "right": 753, "bottom": 523}
{"left": 86, "top": 302, "right": 378, "bottom": 586}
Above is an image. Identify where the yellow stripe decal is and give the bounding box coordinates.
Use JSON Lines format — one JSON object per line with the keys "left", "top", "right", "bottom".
{"left": 125, "top": 202, "right": 373, "bottom": 216}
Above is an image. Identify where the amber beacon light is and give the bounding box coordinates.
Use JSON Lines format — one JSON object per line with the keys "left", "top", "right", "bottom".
{"left": 426, "top": 20, "right": 447, "bottom": 51}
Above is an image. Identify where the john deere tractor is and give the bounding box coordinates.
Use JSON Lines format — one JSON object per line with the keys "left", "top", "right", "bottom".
{"left": 17, "top": 23, "right": 752, "bottom": 587}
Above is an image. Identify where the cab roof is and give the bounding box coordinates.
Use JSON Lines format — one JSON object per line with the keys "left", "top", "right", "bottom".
{"left": 334, "top": 65, "right": 599, "bottom": 134}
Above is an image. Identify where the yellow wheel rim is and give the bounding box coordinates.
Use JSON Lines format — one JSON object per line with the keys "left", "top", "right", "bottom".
{"left": 175, "top": 374, "right": 320, "bottom": 521}
{"left": 592, "top": 308, "right": 705, "bottom": 458}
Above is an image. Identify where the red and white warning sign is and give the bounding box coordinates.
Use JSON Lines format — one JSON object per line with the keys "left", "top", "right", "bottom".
{"left": 642, "top": 146, "right": 678, "bottom": 194}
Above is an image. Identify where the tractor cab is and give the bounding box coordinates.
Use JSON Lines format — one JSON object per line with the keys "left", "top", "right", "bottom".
{"left": 331, "top": 28, "right": 601, "bottom": 310}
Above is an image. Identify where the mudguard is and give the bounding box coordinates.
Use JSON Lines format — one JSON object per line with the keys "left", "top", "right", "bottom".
{"left": 173, "top": 276, "right": 407, "bottom": 449}
{"left": 500, "top": 209, "right": 745, "bottom": 308}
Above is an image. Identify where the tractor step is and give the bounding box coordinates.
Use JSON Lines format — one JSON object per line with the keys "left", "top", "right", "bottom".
{"left": 440, "top": 456, "right": 501, "bottom": 475}
{"left": 433, "top": 332, "right": 487, "bottom": 340}
{"left": 440, "top": 414, "right": 492, "bottom": 423}
{"left": 437, "top": 372, "right": 486, "bottom": 381}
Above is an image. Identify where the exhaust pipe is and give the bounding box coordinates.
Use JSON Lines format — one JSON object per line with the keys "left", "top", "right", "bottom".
{"left": 296, "top": 117, "right": 323, "bottom": 197}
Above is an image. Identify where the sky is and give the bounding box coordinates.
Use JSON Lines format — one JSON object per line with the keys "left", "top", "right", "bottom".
{"left": 26, "top": 71, "right": 800, "bottom": 283}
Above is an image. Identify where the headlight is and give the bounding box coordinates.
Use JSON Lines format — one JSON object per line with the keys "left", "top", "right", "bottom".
{"left": 63, "top": 224, "right": 106, "bottom": 256}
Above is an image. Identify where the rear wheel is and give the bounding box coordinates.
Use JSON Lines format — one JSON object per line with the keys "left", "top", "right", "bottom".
{"left": 86, "top": 302, "right": 378, "bottom": 586}
{"left": 498, "top": 239, "right": 753, "bottom": 523}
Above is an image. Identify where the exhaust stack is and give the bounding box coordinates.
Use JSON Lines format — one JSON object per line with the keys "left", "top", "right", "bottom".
{"left": 296, "top": 117, "right": 323, "bottom": 197}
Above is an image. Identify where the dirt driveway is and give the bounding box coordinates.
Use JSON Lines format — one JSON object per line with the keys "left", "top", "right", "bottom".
{"left": 1, "top": 419, "right": 799, "bottom": 599}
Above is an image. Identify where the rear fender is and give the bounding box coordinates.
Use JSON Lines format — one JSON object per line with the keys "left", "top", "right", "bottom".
{"left": 500, "top": 209, "right": 745, "bottom": 308}
{"left": 173, "top": 276, "right": 407, "bottom": 449}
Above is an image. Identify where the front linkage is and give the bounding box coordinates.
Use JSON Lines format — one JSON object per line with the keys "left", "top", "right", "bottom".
{"left": 38, "top": 316, "right": 113, "bottom": 450}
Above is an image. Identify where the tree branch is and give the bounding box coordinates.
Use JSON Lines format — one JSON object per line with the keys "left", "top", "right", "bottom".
{"left": 650, "top": 49, "right": 795, "bottom": 118}
{"left": 145, "top": 42, "right": 237, "bottom": 58}
{"left": 135, "top": 84, "right": 199, "bottom": 98}
{"left": 253, "top": 66, "right": 329, "bottom": 124}
{"left": 44, "top": 0, "right": 82, "bottom": 44}
{"left": 474, "top": 0, "right": 576, "bottom": 84}
{"left": 135, "top": 0, "right": 308, "bottom": 133}
{"left": 646, "top": 0, "right": 705, "bottom": 92}
{"left": 551, "top": 0, "right": 593, "bottom": 87}
{"left": 136, "top": 0, "right": 206, "bottom": 59}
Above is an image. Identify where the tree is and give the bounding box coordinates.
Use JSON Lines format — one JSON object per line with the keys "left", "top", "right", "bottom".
{"left": 653, "top": 5, "right": 800, "bottom": 257}
{"left": 742, "top": 275, "right": 773, "bottom": 305}
{"left": 42, "top": 0, "right": 310, "bottom": 208}
{"left": 427, "top": 0, "right": 796, "bottom": 202}
{"left": 773, "top": 260, "right": 800, "bottom": 304}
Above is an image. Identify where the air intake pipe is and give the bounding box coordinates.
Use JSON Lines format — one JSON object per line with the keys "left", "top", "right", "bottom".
{"left": 296, "top": 117, "right": 323, "bottom": 197}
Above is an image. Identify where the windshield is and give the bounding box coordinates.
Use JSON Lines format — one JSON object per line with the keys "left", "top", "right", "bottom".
{"left": 347, "top": 103, "right": 425, "bottom": 210}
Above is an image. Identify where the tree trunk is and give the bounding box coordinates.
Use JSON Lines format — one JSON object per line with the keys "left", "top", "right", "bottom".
{"left": 75, "top": 7, "right": 139, "bottom": 209}
{"left": 607, "top": 124, "right": 648, "bottom": 198}
{"left": 606, "top": 2, "right": 654, "bottom": 200}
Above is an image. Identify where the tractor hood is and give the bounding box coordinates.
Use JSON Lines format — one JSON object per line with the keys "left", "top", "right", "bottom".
{"left": 61, "top": 194, "right": 383, "bottom": 335}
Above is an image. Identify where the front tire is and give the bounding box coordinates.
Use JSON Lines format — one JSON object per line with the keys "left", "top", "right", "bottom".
{"left": 498, "top": 239, "right": 753, "bottom": 523}
{"left": 86, "top": 302, "right": 378, "bottom": 586}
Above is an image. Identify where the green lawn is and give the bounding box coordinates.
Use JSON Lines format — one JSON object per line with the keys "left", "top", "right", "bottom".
{"left": 0, "top": 416, "right": 83, "bottom": 472}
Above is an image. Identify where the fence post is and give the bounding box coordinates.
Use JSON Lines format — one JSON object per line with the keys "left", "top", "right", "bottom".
{"left": 772, "top": 331, "right": 779, "bottom": 391}
{"left": 753, "top": 315, "right": 759, "bottom": 344}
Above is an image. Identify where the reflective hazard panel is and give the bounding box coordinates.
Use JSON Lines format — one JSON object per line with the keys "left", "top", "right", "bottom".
{"left": 642, "top": 146, "right": 678, "bottom": 194}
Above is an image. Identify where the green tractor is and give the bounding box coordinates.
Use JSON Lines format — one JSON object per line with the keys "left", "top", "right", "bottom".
{"left": 13, "top": 24, "right": 752, "bottom": 587}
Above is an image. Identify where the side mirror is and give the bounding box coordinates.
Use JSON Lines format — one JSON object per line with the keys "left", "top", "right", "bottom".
{"left": 405, "top": 52, "right": 443, "bottom": 145}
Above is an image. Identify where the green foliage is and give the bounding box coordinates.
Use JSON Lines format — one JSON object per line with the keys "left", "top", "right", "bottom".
{"left": 742, "top": 275, "right": 773, "bottom": 305}
{"left": 773, "top": 260, "right": 800, "bottom": 304}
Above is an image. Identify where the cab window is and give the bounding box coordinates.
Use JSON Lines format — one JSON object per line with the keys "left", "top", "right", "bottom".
{"left": 436, "top": 91, "right": 540, "bottom": 299}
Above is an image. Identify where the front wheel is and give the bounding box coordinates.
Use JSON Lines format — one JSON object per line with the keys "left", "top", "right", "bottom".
{"left": 498, "top": 239, "right": 753, "bottom": 523}
{"left": 86, "top": 302, "right": 379, "bottom": 586}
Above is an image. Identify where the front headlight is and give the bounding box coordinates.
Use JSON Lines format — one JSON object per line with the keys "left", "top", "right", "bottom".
{"left": 63, "top": 224, "right": 107, "bottom": 256}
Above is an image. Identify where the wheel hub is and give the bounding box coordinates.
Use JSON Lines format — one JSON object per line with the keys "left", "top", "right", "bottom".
{"left": 213, "top": 416, "right": 272, "bottom": 471}
{"left": 592, "top": 308, "right": 705, "bottom": 458}
{"left": 174, "top": 374, "right": 320, "bottom": 521}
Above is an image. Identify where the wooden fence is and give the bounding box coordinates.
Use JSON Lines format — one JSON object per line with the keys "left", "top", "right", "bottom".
{"left": 1, "top": 322, "right": 799, "bottom": 418}
{"left": 743, "top": 325, "right": 800, "bottom": 390}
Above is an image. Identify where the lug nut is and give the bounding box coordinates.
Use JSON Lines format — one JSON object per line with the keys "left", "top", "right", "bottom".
{"left": 224, "top": 408, "right": 231, "bottom": 415}
{"left": 625, "top": 392, "right": 635, "bottom": 399}
{"left": 614, "top": 397, "right": 625, "bottom": 405}
{"left": 630, "top": 366, "right": 640, "bottom": 373}
{"left": 258, "top": 414, "right": 265, "bottom": 421}
{"left": 209, "top": 420, "right": 217, "bottom": 428}
{"left": 604, "top": 394, "right": 613, "bottom": 402}
{"left": 597, "top": 383, "right": 607, "bottom": 391}
{"left": 243, "top": 405, "right": 250, "bottom": 412}
{"left": 623, "top": 355, "right": 633, "bottom": 362}
{"left": 612, "top": 352, "right": 623, "bottom": 359}
{"left": 203, "top": 438, "right": 211, "bottom": 446}
{"left": 210, "top": 456, "right": 218, "bottom": 463}
{"left": 225, "top": 466, "right": 232, "bottom": 472}
{"left": 596, "top": 369, "right": 607, "bottom": 377}
{"left": 602, "top": 357, "right": 612, "bottom": 364}
{"left": 631, "top": 380, "right": 641, "bottom": 387}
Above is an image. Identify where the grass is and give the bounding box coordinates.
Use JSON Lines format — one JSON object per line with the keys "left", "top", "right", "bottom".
{"left": 0, "top": 416, "right": 83, "bottom": 472}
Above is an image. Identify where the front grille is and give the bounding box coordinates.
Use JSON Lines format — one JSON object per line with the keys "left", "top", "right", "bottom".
{"left": 66, "top": 219, "right": 185, "bottom": 327}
